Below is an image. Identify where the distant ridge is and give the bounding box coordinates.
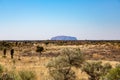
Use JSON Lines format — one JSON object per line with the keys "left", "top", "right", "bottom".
{"left": 51, "top": 36, "right": 77, "bottom": 40}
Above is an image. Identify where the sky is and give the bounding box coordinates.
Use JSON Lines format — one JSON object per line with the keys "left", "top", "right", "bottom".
{"left": 0, "top": 0, "right": 120, "bottom": 40}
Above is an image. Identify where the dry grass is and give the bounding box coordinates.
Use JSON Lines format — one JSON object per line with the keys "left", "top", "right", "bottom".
{"left": 0, "top": 43, "right": 120, "bottom": 80}
{"left": 0, "top": 56, "right": 118, "bottom": 80}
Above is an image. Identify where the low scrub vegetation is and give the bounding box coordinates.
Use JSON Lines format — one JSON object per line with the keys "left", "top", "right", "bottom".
{"left": 105, "top": 64, "right": 120, "bottom": 80}
{"left": 0, "top": 71, "right": 21, "bottom": 80}
{"left": 0, "top": 64, "right": 36, "bottom": 80}
{"left": 47, "top": 48, "right": 84, "bottom": 80}
{"left": 47, "top": 48, "right": 120, "bottom": 80}
{"left": 82, "top": 61, "right": 112, "bottom": 80}
{"left": 0, "top": 40, "right": 120, "bottom": 80}
{"left": 19, "top": 70, "right": 36, "bottom": 80}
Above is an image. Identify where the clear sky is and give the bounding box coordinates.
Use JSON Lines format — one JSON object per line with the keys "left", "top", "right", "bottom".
{"left": 0, "top": 0, "right": 120, "bottom": 40}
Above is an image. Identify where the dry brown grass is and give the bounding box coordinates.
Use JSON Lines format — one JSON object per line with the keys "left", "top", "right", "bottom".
{"left": 0, "top": 43, "right": 120, "bottom": 80}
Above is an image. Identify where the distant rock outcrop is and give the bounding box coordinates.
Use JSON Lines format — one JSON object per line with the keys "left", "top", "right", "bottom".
{"left": 51, "top": 36, "right": 77, "bottom": 40}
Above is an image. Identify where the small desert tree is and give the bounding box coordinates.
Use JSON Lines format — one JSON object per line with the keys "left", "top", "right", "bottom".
{"left": 47, "top": 48, "right": 84, "bottom": 80}
{"left": 3, "top": 48, "right": 7, "bottom": 57}
{"left": 36, "top": 46, "right": 44, "bottom": 60}
{"left": 82, "top": 61, "right": 112, "bottom": 80}
{"left": 10, "top": 49, "right": 14, "bottom": 59}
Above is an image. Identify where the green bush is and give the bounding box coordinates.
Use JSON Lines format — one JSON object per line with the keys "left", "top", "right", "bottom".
{"left": 48, "top": 67, "right": 76, "bottom": 80}
{"left": 105, "top": 64, "right": 120, "bottom": 80}
{"left": 47, "top": 48, "right": 84, "bottom": 80}
{"left": 62, "top": 48, "right": 84, "bottom": 68}
{"left": 19, "top": 70, "right": 36, "bottom": 80}
{"left": 36, "top": 46, "right": 44, "bottom": 59}
{"left": 82, "top": 61, "right": 112, "bottom": 80}
{"left": 36, "top": 46, "right": 44, "bottom": 53}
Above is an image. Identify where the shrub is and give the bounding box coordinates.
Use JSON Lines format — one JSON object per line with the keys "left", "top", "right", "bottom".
{"left": 82, "top": 61, "right": 112, "bottom": 80}
{"left": 36, "top": 46, "right": 44, "bottom": 53}
{"left": 0, "top": 42, "right": 11, "bottom": 50}
{"left": 105, "top": 64, "right": 120, "bottom": 80}
{"left": 19, "top": 70, "right": 36, "bottom": 80}
{"left": 48, "top": 67, "right": 76, "bottom": 80}
{"left": 0, "top": 65, "right": 36, "bottom": 80}
{"left": 47, "top": 48, "right": 84, "bottom": 80}
{"left": 36, "top": 46, "right": 44, "bottom": 60}
{"left": 0, "top": 71, "right": 21, "bottom": 80}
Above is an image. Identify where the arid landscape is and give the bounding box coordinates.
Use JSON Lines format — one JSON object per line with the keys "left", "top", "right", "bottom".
{"left": 0, "top": 40, "right": 120, "bottom": 80}
{"left": 1, "top": 0, "right": 120, "bottom": 80}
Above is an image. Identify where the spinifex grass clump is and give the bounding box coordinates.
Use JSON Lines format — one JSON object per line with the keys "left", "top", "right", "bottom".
{"left": 47, "top": 48, "right": 84, "bottom": 80}
{"left": 82, "top": 61, "right": 112, "bottom": 80}
{"left": 105, "top": 64, "right": 120, "bottom": 80}
{"left": 0, "top": 71, "right": 21, "bottom": 80}
{"left": 0, "top": 63, "right": 19, "bottom": 80}
{"left": 19, "top": 70, "right": 36, "bottom": 80}
{"left": 0, "top": 69, "right": 36, "bottom": 80}
{"left": 0, "top": 64, "right": 36, "bottom": 80}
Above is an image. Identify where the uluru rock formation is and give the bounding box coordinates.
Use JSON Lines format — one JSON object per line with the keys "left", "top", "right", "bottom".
{"left": 51, "top": 36, "right": 77, "bottom": 40}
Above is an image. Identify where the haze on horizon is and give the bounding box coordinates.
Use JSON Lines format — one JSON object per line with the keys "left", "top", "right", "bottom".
{"left": 0, "top": 0, "right": 120, "bottom": 40}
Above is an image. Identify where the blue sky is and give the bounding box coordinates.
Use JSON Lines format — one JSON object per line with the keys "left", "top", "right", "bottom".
{"left": 0, "top": 0, "right": 120, "bottom": 40}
